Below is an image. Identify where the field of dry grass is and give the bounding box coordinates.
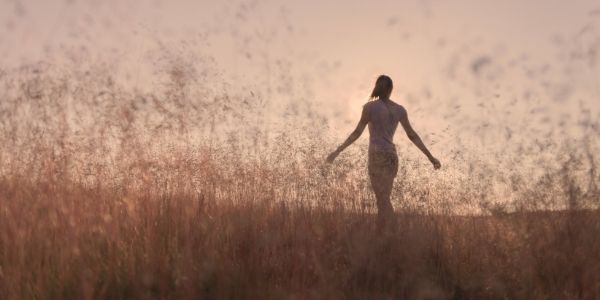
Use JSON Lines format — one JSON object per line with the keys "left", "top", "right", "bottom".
{"left": 1, "top": 159, "right": 599, "bottom": 299}
{"left": 1, "top": 58, "right": 599, "bottom": 299}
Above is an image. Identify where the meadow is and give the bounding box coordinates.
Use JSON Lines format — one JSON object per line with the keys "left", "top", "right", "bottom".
{"left": 0, "top": 58, "right": 599, "bottom": 300}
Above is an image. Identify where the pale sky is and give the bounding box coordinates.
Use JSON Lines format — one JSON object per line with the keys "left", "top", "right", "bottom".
{"left": 2, "top": 0, "right": 599, "bottom": 152}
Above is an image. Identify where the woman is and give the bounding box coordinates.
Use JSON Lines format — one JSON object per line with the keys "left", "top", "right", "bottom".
{"left": 326, "top": 75, "right": 441, "bottom": 227}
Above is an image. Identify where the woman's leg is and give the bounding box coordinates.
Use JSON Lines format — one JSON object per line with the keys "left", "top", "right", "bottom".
{"left": 368, "top": 151, "right": 399, "bottom": 229}
{"left": 372, "top": 173, "right": 395, "bottom": 217}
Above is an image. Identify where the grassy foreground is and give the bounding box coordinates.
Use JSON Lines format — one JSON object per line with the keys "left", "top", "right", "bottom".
{"left": 1, "top": 61, "right": 599, "bottom": 299}
{"left": 1, "top": 177, "right": 599, "bottom": 299}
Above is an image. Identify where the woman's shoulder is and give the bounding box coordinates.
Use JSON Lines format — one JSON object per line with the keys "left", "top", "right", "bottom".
{"left": 362, "top": 100, "right": 376, "bottom": 110}
{"left": 388, "top": 100, "right": 406, "bottom": 112}
{"left": 363, "top": 99, "right": 405, "bottom": 110}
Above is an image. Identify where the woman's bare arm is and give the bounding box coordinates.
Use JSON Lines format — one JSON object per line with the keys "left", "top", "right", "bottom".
{"left": 399, "top": 109, "right": 441, "bottom": 169}
{"left": 326, "top": 106, "right": 369, "bottom": 163}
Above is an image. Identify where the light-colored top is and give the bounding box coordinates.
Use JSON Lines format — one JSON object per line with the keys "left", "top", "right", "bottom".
{"left": 362, "top": 99, "right": 407, "bottom": 153}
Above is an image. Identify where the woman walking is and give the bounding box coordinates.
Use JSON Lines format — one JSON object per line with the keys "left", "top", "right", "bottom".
{"left": 326, "top": 75, "right": 441, "bottom": 228}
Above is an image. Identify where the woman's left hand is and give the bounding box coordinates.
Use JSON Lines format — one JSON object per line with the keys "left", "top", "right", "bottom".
{"left": 326, "top": 151, "right": 339, "bottom": 163}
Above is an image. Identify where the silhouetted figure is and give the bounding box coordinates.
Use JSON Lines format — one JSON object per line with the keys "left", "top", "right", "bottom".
{"left": 326, "top": 75, "right": 441, "bottom": 229}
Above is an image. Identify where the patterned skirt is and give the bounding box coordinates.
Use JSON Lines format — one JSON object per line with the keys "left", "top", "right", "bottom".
{"left": 368, "top": 150, "right": 399, "bottom": 181}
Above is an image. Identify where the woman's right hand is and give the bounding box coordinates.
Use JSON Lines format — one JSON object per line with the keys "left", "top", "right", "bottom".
{"left": 430, "top": 157, "right": 441, "bottom": 170}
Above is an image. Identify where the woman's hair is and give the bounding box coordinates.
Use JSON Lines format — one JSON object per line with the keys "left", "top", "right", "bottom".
{"left": 370, "top": 75, "right": 393, "bottom": 100}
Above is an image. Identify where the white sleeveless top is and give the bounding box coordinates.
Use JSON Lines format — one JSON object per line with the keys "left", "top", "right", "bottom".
{"left": 362, "top": 99, "right": 407, "bottom": 154}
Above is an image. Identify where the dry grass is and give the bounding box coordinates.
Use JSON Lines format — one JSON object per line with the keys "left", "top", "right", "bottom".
{"left": 0, "top": 59, "right": 599, "bottom": 299}
{"left": 1, "top": 162, "right": 599, "bottom": 299}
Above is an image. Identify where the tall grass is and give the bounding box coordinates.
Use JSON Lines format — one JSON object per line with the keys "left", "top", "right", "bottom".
{"left": 0, "top": 56, "right": 599, "bottom": 299}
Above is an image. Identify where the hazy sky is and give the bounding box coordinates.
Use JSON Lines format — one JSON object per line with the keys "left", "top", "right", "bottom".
{"left": 2, "top": 0, "right": 599, "bottom": 148}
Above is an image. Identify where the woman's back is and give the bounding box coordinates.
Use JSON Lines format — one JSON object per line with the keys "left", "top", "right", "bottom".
{"left": 364, "top": 99, "right": 407, "bottom": 153}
